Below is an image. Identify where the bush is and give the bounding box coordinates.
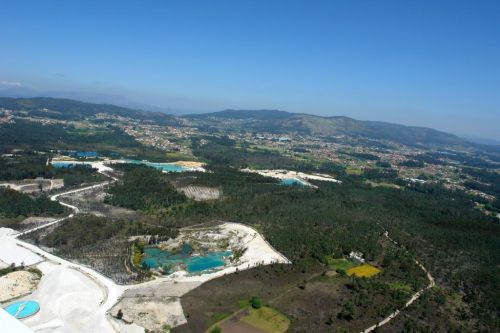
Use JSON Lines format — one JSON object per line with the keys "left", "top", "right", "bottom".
{"left": 116, "top": 309, "right": 123, "bottom": 320}
{"left": 250, "top": 296, "right": 262, "bottom": 309}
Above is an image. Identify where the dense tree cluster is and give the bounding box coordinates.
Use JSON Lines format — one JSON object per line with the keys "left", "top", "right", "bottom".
{"left": 105, "top": 165, "right": 187, "bottom": 211}
{"left": 39, "top": 215, "right": 178, "bottom": 250}
{"left": 0, "top": 154, "right": 49, "bottom": 180}
{"left": 0, "top": 119, "right": 140, "bottom": 153}
{"left": 0, "top": 154, "right": 105, "bottom": 186}
{"left": 29, "top": 214, "right": 177, "bottom": 283}
{"left": 0, "top": 188, "right": 66, "bottom": 219}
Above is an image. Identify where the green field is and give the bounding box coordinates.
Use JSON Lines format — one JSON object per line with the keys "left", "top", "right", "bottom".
{"left": 325, "top": 257, "right": 356, "bottom": 271}
{"left": 241, "top": 307, "right": 290, "bottom": 333}
{"left": 346, "top": 167, "right": 363, "bottom": 175}
{"left": 365, "top": 180, "right": 401, "bottom": 189}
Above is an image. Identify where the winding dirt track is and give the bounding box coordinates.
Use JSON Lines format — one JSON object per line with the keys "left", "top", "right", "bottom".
{"left": 9, "top": 170, "right": 124, "bottom": 332}
{"left": 360, "top": 232, "right": 435, "bottom": 333}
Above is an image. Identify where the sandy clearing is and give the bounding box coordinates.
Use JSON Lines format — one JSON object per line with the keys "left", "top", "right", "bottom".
{"left": 0, "top": 237, "right": 43, "bottom": 266}
{"left": 0, "top": 270, "right": 40, "bottom": 302}
{"left": 0, "top": 179, "right": 64, "bottom": 194}
{"left": 109, "top": 317, "right": 145, "bottom": 333}
{"left": 13, "top": 239, "right": 126, "bottom": 320}
{"left": 19, "top": 261, "right": 112, "bottom": 333}
{"left": 112, "top": 297, "right": 187, "bottom": 330}
{"left": 241, "top": 168, "right": 342, "bottom": 187}
{"left": 173, "top": 161, "right": 205, "bottom": 168}
{"left": 122, "top": 280, "right": 202, "bottom": 298}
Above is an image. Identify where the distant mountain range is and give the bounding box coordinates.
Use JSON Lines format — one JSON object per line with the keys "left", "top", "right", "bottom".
{"left": 0, "top": 87, "right": 187, "bottom": 115}
{"left": 186, "top": 109, "right": 475, "bottom": 149}
{"left": 1, "top": 97, "right": 498, "bottom": 151}
{"left": 0, "top": 97, "right": 178, "bottom": 125}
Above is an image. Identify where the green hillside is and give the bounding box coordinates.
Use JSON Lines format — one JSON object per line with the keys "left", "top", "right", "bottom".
{"left": 0, "top": 97, "right": 178, "bottom": 125}
{"left": 186, "top": 109, "right": 470, "bottom": 148}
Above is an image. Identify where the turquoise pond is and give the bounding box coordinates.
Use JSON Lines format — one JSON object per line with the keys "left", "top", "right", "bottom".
{"left": 51, "top": 161, "right": 91, "bottom": 168}
{"left": 122, "top": 159, "right": 189, "bottom": 172}
{"left": 141, "top": 246, "right": 232, "bottom": 273}
{"left": 280, "top": 178, "right": 308, "bottom": 186}
{"left": 70, "top": 151, "right": 98, "bottom": 158}
{"left": 5, "top": 301, "right": 40, "bottom": 319}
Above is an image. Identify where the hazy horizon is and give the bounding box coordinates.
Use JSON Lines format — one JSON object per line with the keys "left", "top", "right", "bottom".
{"left": 1, "top": 0, "right": 499, "bottom": 139}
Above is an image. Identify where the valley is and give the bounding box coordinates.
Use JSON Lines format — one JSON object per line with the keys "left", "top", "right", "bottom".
{"left": 0, "top": 97, "right": 498, "bottom": 333}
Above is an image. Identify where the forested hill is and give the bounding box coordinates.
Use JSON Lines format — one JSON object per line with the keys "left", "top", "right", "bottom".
{"left": 0, "top": 97, "right": 492, "bottom": 151}
{"left": 186, "top": 109, "right": 473, "bottom": 149}
{"left": 0, "top": 97, "right": 179, "bottom": 125}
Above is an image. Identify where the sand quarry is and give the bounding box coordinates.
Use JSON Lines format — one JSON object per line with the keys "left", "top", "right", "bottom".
{"left": 241, "top": 168, "right": 342, "bottom": 187}
{"left": 0, "top": 222, "right": 290, "bottom": 333}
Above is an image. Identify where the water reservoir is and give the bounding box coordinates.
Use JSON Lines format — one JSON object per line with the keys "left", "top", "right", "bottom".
{"left": 280, "top": 178, "right": 308, "bottom": 187}
{"left": 141, "top": 246, "right": 232, "bottom": 273}
{"left": 4, "top": 301, "right": 40, "bottom": 319}
{"left": 122, "top": 159, "right": 189, "bottom": 172}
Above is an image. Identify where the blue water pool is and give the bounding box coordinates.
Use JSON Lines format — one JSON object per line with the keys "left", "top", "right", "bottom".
{"left": 141, "top": 245, "right": 232, "bottom": 273}
{"left": 280, "top": 178, "right": 308, "bottom": 187}
{"left": 4, "top": 301, "right": 40, "bottom": 319}
{"left": 122, "top": 159, "right": 189, "bottom": 172}
{"left": 187, "top": 252, "right": 232, "bottom": 272}
{"left": 51, "top": 161, "right": 92, "bottom": 168}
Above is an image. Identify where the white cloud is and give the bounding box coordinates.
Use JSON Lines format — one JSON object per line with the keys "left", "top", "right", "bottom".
{"left": 0, "top": 80, "right": 22, "bottom": 87}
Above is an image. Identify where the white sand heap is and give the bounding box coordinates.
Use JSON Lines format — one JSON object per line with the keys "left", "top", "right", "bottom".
{"left": 0, "top": 234, "right": 43, "bottom": 266}
{"left": 241, "top": 168, "right": 342, "bottom": 187}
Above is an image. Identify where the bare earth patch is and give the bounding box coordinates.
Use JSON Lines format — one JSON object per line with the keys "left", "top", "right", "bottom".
{"left": 112, "top": 297, "right": 186, "bottom": 331}
{"left": 179, "top": 186, "right": 221, "bottom": 201}
{"left": 0, "top": 178, "right": 64, "bottom": 194}
{"left": 0, "top": 270, "right": 40, "bottom": 302}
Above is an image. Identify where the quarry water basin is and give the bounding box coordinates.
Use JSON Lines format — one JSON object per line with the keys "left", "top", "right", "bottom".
{"left": 141, "top": 246, "right": 233, "bottom": 273}
{"left": 122, "top": 159, "right": 189, "bottom": 172}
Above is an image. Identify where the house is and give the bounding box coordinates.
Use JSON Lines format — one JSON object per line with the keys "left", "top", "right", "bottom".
{"left": 349, "top": 251, "right": 365, "bottom": 263}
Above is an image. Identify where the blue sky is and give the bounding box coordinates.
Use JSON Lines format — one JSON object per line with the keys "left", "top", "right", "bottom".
{"left": 1, "top": 0, "right": 499, "bottom": 139}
